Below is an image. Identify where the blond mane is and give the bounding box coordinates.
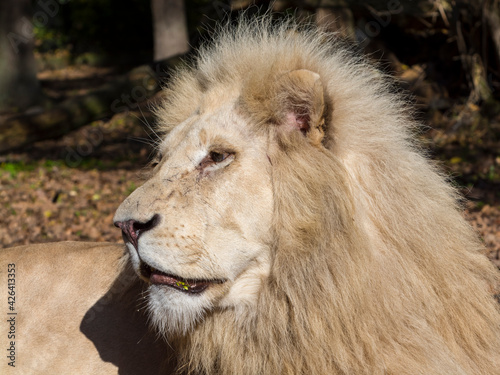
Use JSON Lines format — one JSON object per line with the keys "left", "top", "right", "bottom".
{"left": 154, "top": 17, "right": 500, "bottom": 375}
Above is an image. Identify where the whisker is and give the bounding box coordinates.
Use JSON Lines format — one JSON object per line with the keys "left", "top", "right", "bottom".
{"left": 129, "top": 111, "right": 162, "bottom": 149}
{"left": 137, "top": 105, "right": 163, "bottom": 146}
{"left": 127, "top": 136, "right": 158, "bottom": 147}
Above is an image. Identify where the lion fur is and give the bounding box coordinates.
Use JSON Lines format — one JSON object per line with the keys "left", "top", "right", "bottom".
{"left": 154, "top": 17, "right": 500, "bottom": 375}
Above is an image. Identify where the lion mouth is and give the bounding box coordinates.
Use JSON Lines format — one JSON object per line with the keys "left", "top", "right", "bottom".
{"left": 140, "top": 262, "right": 224, "bottom": 294}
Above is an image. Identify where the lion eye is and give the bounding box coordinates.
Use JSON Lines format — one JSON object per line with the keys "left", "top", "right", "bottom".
{"left": 209, "top": 151, "right": 227, "bottom": 163}
{"left": 197, "top": 150, "right": 234, "bottom": 172}
{"left": 150, "top": 155, "right": 162, "bottom": 168}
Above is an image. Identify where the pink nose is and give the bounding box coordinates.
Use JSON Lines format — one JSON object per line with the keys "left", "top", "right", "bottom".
{"left": 114, "top": 214, "right": 160, "bottom": 250}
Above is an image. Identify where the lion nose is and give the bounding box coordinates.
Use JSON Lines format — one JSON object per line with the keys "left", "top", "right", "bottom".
{"left": 114, "top": 214, "right": 160, "bottom": 250}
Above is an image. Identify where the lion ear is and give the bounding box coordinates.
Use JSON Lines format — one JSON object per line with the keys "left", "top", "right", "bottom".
{"left": 274, "top": 69, "right": 326, "bottom": 146}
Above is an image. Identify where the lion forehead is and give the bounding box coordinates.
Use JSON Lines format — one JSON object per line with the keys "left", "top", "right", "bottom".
{"left": 159, "top": 100, "right": 254, "bottom": 156}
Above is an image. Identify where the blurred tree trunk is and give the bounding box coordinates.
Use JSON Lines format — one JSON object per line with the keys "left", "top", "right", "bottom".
{"left": 0, "top": 0, "right": 42, "bottom": 112}
{"left": 151, "top": 0, "right": 189, "bottom": 61}
{"left": 486, "top": 0, "right": 500, "bottom": 66}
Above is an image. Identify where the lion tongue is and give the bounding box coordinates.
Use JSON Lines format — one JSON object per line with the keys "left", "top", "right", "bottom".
{"left": 150, "top": 273, "right": 184, "bottom": 286}
{"left": 150, "top": 272, "right": 209, "bottom": 293}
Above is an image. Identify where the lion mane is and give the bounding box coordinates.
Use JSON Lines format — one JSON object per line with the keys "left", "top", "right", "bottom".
{"left": 146, "top": 18, "right": 500, "bottom": 375}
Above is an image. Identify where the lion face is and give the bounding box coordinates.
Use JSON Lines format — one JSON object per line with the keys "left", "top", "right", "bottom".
{"left": 114, "top": 102, "right": 273, "bottom": 334}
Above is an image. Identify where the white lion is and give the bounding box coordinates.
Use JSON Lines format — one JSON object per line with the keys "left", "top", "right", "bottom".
{"left": 2, "top": 17, "right": 500, "bottom": 375}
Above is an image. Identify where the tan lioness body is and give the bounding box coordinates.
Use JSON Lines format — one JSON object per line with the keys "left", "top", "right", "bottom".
{"left": 0, "top": 242, "right": 174, "bottom": 374}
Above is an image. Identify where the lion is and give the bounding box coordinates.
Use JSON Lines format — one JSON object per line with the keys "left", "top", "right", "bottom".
{"left": 2, "top": 17, "right": 500, "bottom": 374}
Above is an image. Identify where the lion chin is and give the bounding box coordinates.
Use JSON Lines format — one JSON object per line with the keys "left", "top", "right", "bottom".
{"left": 110, "top": 16, "right": 500, "bottom": 375}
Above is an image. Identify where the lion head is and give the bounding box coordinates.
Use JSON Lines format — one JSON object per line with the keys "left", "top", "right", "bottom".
{"left": 114, "top": 96, "right": 274, "bottom": 334}
{"left": 114, "top": 18, "right": 500, "bottom": 375}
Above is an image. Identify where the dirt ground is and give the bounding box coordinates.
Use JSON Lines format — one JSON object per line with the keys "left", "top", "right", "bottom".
{"left": 0, "top": 64, "right": 499, "bottom": 268}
